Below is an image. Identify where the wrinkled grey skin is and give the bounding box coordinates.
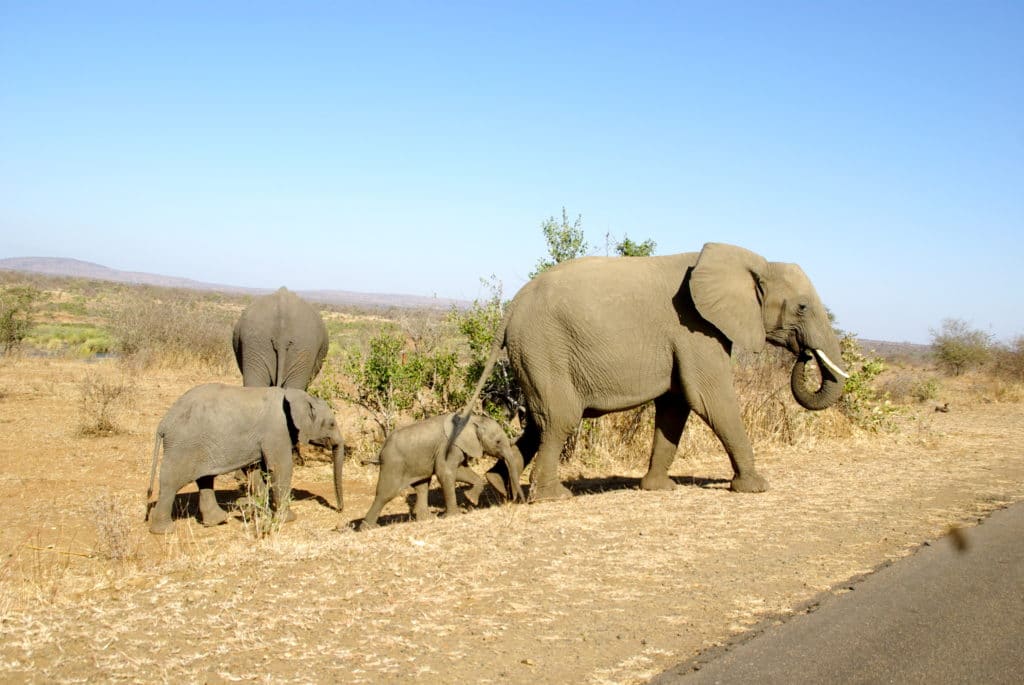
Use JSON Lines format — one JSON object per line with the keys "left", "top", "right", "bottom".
{"left": 146, "top": 383, "right": 344, "bottom": 534}
{"left": 233, "top": 287, "right": 329, "bottom": 390}
{"left": 465, "top": 243, "right": 848, "bottom": 502}
{"left": 361, "top": 414, "right": 525, "bottom": 530}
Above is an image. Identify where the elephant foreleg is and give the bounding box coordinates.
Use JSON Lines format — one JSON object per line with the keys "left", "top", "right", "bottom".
{"left": 265, "top": 452, "right": 296, "bottom": 522}
{"left": 436, "top": 446, "right": 461, "bottom": 517}
{"left": 641, "top": 394, "right": 691, "bottom": 491}
{"left": 411, "top": 479, "right": 432, "bottom": 520}
{"left": 196, "top": 475, "right": 229, "bottom": 526}
{"left": 693, "top": 382, "right": 767, "bottom": 493}
{"left": 457, "top": 466, "right": 486, "bottom": 506}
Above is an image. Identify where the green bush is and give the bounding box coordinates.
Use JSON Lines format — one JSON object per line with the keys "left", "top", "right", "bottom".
{"left": 838, "top": 335, "right": 901, "bottom": 431}
{"left": 0, "top": 285, "right": 44, "bottom": 354}
{"left": 931, "top": 318, "right": 992, "bottom": 376}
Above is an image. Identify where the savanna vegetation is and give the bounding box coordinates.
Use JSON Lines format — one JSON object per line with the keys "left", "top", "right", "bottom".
{"left": 1, "top": 217, "right": 1022, "bottom": 682}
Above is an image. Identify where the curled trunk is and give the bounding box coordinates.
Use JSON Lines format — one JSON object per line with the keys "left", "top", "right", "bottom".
{"left": 331, "top": 442, "right": 345, "bottom": 512}
{"left": 790, "top": 350, "right": 845, "bottom": 411}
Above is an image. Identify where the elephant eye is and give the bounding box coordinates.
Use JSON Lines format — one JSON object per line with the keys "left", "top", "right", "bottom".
{"left": 797, "top": 303, "right": 808, "bottom": 315}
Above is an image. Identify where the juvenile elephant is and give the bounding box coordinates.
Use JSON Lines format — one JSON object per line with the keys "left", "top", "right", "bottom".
{"left": 462, "top": 242, "right": 849, "bottom": 501}
{"left": 146, "top": 383, "right": 344, "bottom": 534}
{"left": 233, "top": 287, "right": 329, "bottom": 390}
{"left": 360, "top": 414, "right": 525, "bottom": 530}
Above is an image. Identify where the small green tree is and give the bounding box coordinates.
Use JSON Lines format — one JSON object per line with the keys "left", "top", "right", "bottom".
{"left": 0, "top": 285, "right": 43, "bottom": 354}
{"left": 931, "top": 318, "right": 992, "bottom": 376}
{"left": 342, "top": 329, "right": 429, "bottom": 436}
{"left": 448, "top": 277, "right": 523, "bottom": 427}
{"left": 614, "top": 235, "right": 657, "bottom": 257}
{"left": 531, "top": 207, "right": 589, "bottom": 277}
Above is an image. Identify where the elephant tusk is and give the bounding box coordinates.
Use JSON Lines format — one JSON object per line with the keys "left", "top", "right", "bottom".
{"left": 814, "top": 349, "right": 849, "bottom": 380}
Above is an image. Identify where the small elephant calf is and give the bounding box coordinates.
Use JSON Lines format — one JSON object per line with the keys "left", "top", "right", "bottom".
{"left": 146, "top": 383, "right": 344, "bottom": 534}
{"left": 361, "top": 413, "right": 525, "bottom": 529}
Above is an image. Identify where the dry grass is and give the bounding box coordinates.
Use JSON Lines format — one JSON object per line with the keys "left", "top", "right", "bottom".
{"left": 76, "top": 370, "right": 135, "bottom": 436}
{"left": 1, "top": 349, "right": 1022, "bottom": 681}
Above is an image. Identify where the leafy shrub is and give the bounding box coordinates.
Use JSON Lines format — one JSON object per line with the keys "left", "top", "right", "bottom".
{"left": 838, "top": 335, "right": 901, "bottom": 431}
{"left": 0, "top": 285, "right": 44, "bottom": 354}
{"left": 448, "top": 277, "right": 523, "bottom": 428}
{"left": 931, "top": 318, "right": 992, "bottom": 376}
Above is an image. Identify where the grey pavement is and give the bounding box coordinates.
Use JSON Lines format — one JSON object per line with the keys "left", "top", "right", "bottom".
{"left": 652, "top": 502, "right": 1024, "bottom": 685}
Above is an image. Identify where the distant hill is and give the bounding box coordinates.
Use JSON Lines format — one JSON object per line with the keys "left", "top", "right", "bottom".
{"left": 858, "top": 338, "right": 933, "bottom": 363}
{"left": 0, "top": 257, "right": 463, "bottom": 310}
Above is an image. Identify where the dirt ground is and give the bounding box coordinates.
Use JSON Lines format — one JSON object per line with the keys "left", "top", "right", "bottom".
{"left": 1, "top": 356, "right": 1022, "bottom": 683}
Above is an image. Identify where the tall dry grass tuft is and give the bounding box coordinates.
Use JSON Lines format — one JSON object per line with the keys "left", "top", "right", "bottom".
{"left": 91, "top": 491, "right": 139, "bottom": 562}
{"left": 235, "top": 471, "right": 291, "bottom": 539}
{"left": 77, "top": 372, "right": 135, "bottom": 436}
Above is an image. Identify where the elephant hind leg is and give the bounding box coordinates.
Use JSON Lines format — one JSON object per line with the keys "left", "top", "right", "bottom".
{"left": 196, "top": 475, "right": 229, "bottom": 526}
{"left": 527, "top": 407, "right": 579, "bottom": 502}
{"left": 640, "top": 394, "right": 691, "bottom": 491}
{"left": 486, "top": 420, "right": 539, "bottom": 498}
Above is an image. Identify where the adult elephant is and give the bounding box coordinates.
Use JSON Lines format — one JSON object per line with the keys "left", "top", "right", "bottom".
{"left": 233, "top": 287, "right": 329, "bottom": 390}
{"left": 463, "top": 242, "right": 848, "bottom": 502}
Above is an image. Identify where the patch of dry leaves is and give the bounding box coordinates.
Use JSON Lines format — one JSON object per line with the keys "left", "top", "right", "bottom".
{"left": 0, "top": 357, "right": 1022, "bottom": 683}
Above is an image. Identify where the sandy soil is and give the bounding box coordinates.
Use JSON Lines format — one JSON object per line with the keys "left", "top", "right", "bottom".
{"left": 0, "top": 356, "right": 1022, "bottom": 683}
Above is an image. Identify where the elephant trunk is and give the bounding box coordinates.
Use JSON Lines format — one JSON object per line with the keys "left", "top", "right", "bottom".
{"left": 331, "top": 441, "right": 344, "bottom": 512}
{"left": 790, "top": 348, "right": 848, "bottom": 411}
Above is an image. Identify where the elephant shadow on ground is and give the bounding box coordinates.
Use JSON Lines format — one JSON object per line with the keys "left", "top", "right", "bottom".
{"left": 166, "top": 486, "right": 335, "bottom": 524}
{"left": 347, "top": 475, "right": 732, "bottom": 530}
{"left": 564, "top": 474, "right": 731, "bottom": 495}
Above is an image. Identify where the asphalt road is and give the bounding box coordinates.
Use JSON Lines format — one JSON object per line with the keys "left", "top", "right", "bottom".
{"left": 653, "top": 503, "right": 1024, "bottom": 685}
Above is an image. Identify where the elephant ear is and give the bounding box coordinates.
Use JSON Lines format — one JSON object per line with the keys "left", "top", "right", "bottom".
{"left": 443, "top": 415, "right": 483, "bottom": 460}
{"left": 690, "top": 243, "right": 768, "bottom": 352}
{"left": 283, "top": 389, "right": 315, "bottom": 441}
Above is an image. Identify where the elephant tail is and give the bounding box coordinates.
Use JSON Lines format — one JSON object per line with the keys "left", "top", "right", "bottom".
{"left": 359, "top": 456, "right": 381, "bottom": 466}
{"left": 145, "top": 430, "right": 163, "bottom": 520}
{"left": 456, "top": 315, "right": 509, "bottom": 425}
{"left": 441, "top": 315, "right": 510, "bottom": 478}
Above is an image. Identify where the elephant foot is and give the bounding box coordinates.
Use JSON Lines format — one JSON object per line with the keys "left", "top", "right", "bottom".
{"left": 640, "top": 473, "right": 677, "bottom": 491}
{"left": 528, "top": 481, "right": 573, "bottom": 503}
{"left": 281, "top": 509, "right": 297, "bottom": 523}
{"left": 413, "top": 507, "right": 433, "bottom": 521}
{"left": 485, "top": 471, "right": 509, "bottom": 499}
{"left": 148, "top": 517, "right": 174, "bottom": 535}
{"left": 201, "top": 509, "right": 229, "bottom": 527}
{"left": 730, "top": 472, "right": 769, "bottom": 493}
{"left": 359, "top": 519, "right": 378, "bottom": 531}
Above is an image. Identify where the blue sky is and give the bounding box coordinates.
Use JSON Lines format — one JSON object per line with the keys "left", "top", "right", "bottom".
{"left": 1, "top": 2, "right": 1021, "bottom": 343}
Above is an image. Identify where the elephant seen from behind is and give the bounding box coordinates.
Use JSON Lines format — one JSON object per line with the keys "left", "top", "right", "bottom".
{"left": 146, "top": 383, "right": 344, "bottom": 534}
{"left": 360, "top": 413, "right": 525, "bottom": 530}
{"left": 233, "top": 287, "right": 329, "bottom": 390}
{"left": 463, "top": 242, "right": 848, "bottom": 502}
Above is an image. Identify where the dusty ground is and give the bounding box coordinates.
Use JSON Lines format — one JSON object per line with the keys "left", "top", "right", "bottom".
{"left": 0, "top": 356, "right": 1022, "bottom": 683}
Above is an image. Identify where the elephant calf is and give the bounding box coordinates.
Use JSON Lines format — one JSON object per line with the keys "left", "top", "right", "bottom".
{"left": 146, "top": 383, "right": 344, "bottom": 534}
{"left": 361, "top": 413, "right": 525, "bottom": 529}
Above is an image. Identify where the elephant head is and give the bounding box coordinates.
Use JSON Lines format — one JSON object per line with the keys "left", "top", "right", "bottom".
{"left": 444, "top": 414, "right": 526, "bottom": 502}
{"left": 283, "top": 389, "right": 345, "bottom": 511}
{"left": 690, "top": 243, "right": 848, "bottom": 411}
